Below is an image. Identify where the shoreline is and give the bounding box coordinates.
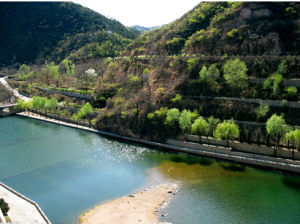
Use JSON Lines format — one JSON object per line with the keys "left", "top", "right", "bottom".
{"left": 15, "top": 111, "right": 300, "bottom": 174}
{"left": 79, "top": 183, "right": 178, "bottom": 224}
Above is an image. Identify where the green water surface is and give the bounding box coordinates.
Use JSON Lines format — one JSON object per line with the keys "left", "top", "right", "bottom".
{"left": 0, "top": 116, "right": 299, "bottom": 224}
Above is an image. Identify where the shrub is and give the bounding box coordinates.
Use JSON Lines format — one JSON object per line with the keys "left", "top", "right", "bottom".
{"left": 285, "top": 129, "right": 300, "bottom": 151}
{"left": 284, "top": 86, "right": 298, "bottom": 100}
{"left": 147, "top": 113, "right": 155, "bottom": 120}
{"left": 207, "top": 63, "right": 220, "bottom": 79}
{"left": 263, "top": 73, "right": 283, "bottom": 98}
{"left": 227, "top": 28, "right": 238, "bottom": 38}
{"left": 199, "top": 66, "right": 208, "bottom": 82}
{"left": 277, "top": 59, "right": 288, "bottom": 75}
{"left": 154, "top": 107, "right": 168, "bottom": 119}
{"left": 186, "top": 58, "right": 197, "bottom": 71}
{"left": 223, "top": 58, "right": 248, "bottom": 89}
{"left": 44, "top": 97, "right": 58, "bottom": 112}
{"left": 143, "top": 68, "right": 150, "bottom": 74}
{"left": 171, "top": 94, "right": 182, "bottom": 103}
{"left": 208, "top": 116, "right": 220, "bottom": 135}
{"left": 72, "top": 103, "right": 94, "bottom": 120}
{"left": 256, "top": 103, "right": 269, "bottom": 121}
{"left": 281, "top": 99, "right": 288, "bottom": 108}
{"left": 214, "top": 120, "right": 239, "bottom": 141}
{"left": 0, "top": 198, "right": 9, "bottom": 216}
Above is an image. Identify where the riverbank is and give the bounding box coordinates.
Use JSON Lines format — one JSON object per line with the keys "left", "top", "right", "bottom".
{"left": 16, "top": 111, "right": 300, "bottom": 174}
{"left": 79, "top": 183, "right": 178, "bottom": 224}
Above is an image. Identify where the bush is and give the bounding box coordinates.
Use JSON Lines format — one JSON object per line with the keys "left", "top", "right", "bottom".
{"left": 214, "top": 120, "right": 239, "bottom": 141}
{"left": 285, "top": 129, "right": 300, "bottom": 151}
{"left": 143, "top": 68, "right": 150, "bottom": 74}
{"left": 256, "top": 103, "right": 269, "bottom": 121}
{"left": 171, "top": 94, "right": 182, "bottom": 103}
{"left": 223, "top": 58, "right": 248, "bottom": 89}
{"left": 0, "top": 198, "right": 9, "bottom": 216}
{"left": 284, "top": 86, "right": 298, "bottom": 100}
{"left": 72, "top": 102, "right": 94, "bottom": 120}
{"left": 227, "top": 28, "right": 238, "bottom": 38}
{"left": 199, "top": 66, "right": 208, "bottom": 82}
{"left": 263, "top": 73, "right": 283, "bottom": 98}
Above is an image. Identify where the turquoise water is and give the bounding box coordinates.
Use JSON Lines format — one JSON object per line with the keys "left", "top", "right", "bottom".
{"left": 0, "top": 116, "right": 299, "bottom": 224}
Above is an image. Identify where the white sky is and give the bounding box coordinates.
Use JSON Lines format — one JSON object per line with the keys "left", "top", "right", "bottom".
{"left": 73, "top": 0, "right": 200, "bottom": 27}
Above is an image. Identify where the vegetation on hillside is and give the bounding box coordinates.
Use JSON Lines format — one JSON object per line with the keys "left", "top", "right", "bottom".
{"left": 0, "top": 2, "right": 137, "bottom": 66}
{"left": 124, "top": 2, "right": 300, "bottom": 56}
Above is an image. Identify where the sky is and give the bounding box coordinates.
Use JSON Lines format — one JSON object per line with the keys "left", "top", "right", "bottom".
{"left": 73, "top": 0, "right": 200, "bottom": 27}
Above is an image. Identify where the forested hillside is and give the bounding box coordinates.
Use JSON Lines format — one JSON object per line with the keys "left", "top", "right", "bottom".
{"left": 0, "top": 2, "right": 137, "bottom": 66}
{"left": 124, "top": 2, "right": 300, "bottom": 56}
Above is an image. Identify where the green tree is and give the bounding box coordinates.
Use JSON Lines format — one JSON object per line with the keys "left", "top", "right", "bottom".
{"left": 61, "top": 59, "right": 75, "bottom": 87}
{"left": 43, "top": 62, "right": 59, "bottom": 86}
{"left": 207, "top": 116, "right": 220, "bottom": 136}
{"left": 223, "top": 58, "right": 248, "bottom": 90}
{"left": 72, "top": 103, "right": 94, "bottom": 120}
{"left": 18, "top": 64, "right": 30, "bottom": 76}
{"left": 191, "top": 116, "right": 209, "bottom": 143}
{"left": 32, "top": 96, "right": 47, "bottom": 110}
{"left": 165, "top": 108, "right": 180, "bottom": 127}
{"left": 256, "top": 103, "right": 269, "bottom": 121}
{"left": 214, "top": 120, "right": 239, "bottom": 146}
{"left": 179, "top": 109, "right": 192, "bottom": 136}
{"left": 199, "top": 66, "right": 208, "bottom": 82}
{"left": 266, "top": 114, "right": 287, "bottom": 156}
{"left": 44, "top": 97, "right": 58, "bottom": 113}
{"left": 207, "top": 63, "right": 220, "bottom": 80}
{"left": 285, "top": 129, "right": 300, "bottom": 159}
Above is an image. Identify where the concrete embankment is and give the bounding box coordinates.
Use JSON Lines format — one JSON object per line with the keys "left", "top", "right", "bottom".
{"left": 0, "top": 181, "right": 51, "bottom": 224}
{"left": 16, "top": 112, "right": 300, "bottom": 174}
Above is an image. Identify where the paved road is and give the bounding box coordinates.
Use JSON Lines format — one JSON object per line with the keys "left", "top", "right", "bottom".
{"left": 0, "top": 77, "right": 30, "bottom": 102}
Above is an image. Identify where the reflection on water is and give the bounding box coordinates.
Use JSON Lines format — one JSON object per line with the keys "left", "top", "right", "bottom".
{"left": 0, "top": 116, "right": 299, "bottom": 224}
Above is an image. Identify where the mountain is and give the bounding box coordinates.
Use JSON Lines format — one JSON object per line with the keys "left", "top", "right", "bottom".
{"left": 92, "top": 2, "right": 300, "bottom": 139}
{"left": 130, "top": 25, "right": 161, "bottom": 34}
{"left": 0, "top": 2, "right": 137, "bottom": 66}
{"left": 123, "top": 2, "right": 300, "bottom": 56}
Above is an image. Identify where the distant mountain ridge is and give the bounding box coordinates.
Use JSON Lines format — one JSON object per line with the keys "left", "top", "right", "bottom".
{"left": 0, "top": 2, "right": 138, "bottom": 66}
{"left": 130, "top": 25, "right": 161, "bottom": 34}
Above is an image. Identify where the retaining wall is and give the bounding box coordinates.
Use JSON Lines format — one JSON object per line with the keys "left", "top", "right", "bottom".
{"left": 16, "top": 112, "right": 300, "bottom": 174}
{"left": 34, "top": 86, "right": 93, "bottom": 100}
{"left": 249, "top": 77, "right": 300, "bottom": 88}
{"left": 186, "top": 95, "right": 300, "bottom": 109}
{"left": 187, "top": 135, "right": 300, "bottom": 160}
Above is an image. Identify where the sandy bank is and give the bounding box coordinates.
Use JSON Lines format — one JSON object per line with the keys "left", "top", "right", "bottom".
{"left": 79, "top": 183, "right": 178, "bottom": 224}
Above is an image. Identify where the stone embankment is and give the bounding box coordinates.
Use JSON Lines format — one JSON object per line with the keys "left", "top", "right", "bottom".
{"left": 17, "top": 112, "right": 300, "bottom": 174}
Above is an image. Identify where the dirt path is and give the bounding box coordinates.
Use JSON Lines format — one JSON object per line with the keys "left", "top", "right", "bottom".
{"left": 0, "top": 77, "right": 30, "bottom": 102}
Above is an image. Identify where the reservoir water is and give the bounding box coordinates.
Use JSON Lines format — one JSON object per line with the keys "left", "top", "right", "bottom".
{"left": 0, "top": 116, "right": 299, "bottom": 223}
